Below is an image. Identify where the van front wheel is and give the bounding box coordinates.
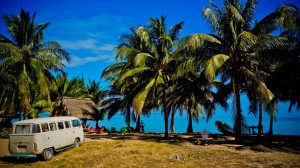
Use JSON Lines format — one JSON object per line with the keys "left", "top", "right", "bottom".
{"left": 42, "top": 148, "right": 54, "bottom": 161}
{"left": 74, "top": 139, "right": 80, "bottom": 148}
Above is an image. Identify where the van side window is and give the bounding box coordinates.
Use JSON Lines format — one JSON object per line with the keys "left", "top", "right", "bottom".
{"left": 65, "top": 121, "right": 71, "bottom": 129}
{"left": 72, "top": 120, "right": 81, "bottom": 127}
{"left": 15, "top": 125, "right": 30, "bottom": 134}
{"left": 41, "top": 123, "right": 49, "bottom": 132}
{"left": 32, "top": 124, "right": 41, "bottom": 133}
{"left": 49, "top": 123, "right": 57, "bottom": 131}
{"left": 58, "top": 122, "right": 64, "bottom": 130}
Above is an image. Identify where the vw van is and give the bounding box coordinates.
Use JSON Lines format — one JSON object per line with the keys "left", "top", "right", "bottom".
{"left": 5, "top": 116, "right": 84, "bottom": 161}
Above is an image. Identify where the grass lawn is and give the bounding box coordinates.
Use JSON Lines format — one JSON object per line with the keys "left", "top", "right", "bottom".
{"left": 0, "top": 134, "right": 299, "bottom": 167}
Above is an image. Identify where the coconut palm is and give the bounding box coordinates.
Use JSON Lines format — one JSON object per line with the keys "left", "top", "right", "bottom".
{"left": 51, "top": 74, "right": 88, "bottom": 100}
{"left": 86, "top": 80, "right": 106, "bottom": 129}
{"left": 114, "top": 16, "right": 184, "bottom": 137}
{"left": 176, "top": 0, "right": 293, "bottom": 142}
{"left": 169, "top": 73, "right": 209, "bottom": 133}
{"left": 0, "top": 70, "right": 16, "bottom": 118}
{"left": 265, "top": 4, "right": 300, "bottom": 110}
{"left": 0, "top": 8, "right": 70, "bottom": 119}
{"left": 86, "top": 80, "right": 105, "bottom": 106}
{"left": 102, "top": 26, "right": 154, "bottom": 131}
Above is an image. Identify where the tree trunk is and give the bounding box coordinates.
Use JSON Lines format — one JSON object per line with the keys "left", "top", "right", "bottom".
{"left": 170, "top": 107, "right": 176, "bottom": 134}
{"left": 163, "top": 85, "right": 169, "bottom": 138}
{"left": 23, "top": 107, "right": 27, "bottom": 120}
{"left": 126, "top": 105, "right": 131, "bottom": 129}
{"left": 257, "top": 102, "right": 263, "bottom": 139}
{"left": 135, "top": 115, "right": 141, "bottom": 132}
{"left": 269, "top": 115, "right": 273, "bottom": 135}
{"left": 186, "top": 105, "right": 193, "bottom": 134}
{"left": 96, "top": 120, "right": 99, "bottom": 129}
{"left": 19, "top": 112, "right": 22, "bottom": 121}
{"left": 233, "top": 75, "right": 243, "bottom": 143}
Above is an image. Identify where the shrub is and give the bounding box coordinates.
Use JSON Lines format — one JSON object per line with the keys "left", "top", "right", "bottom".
{"left": 0, "top": 129, "right": 10, "bottom": 138}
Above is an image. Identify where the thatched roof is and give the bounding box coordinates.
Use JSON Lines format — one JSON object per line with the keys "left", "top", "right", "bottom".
{"left": 52, "top": 97, "right": 98, "bottom": 120}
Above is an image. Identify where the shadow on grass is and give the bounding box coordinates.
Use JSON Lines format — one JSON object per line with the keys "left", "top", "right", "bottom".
{"left": 0, "top": 157, "right": 39, "bottom": 166}
{"left": 85, "top": 133, "right": 300, "bottom": 154}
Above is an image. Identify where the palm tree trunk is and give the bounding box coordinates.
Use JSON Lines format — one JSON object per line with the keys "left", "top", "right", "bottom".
{"left": 19, "top": 112, "right": 22, "bottom": 121}
{"left": 23, "top": 107, "right": 27, "bottom": 120}
{"left": 163, "top": 85, "right": 169, "bottom": 138}
{"left": 233, "top": 75, "right": 243, "bottom": 142}
{"left": 135, "top": 115, "right": 141, "bottom": 132}
{"left": 257, "top": 102, "right": 263, "bottom": 139}
{"left": 96, "top": 120, "right": 99, "bottom": 129}
{"left": 126, "top": 105, "right": 131, "bottom": 128}
{"left": 187, "top": 107, "right": 193, "bottom": 134}
{"left": 170, "top": 107, "right": 176, "bottom": 134}
{"left": 269, "top": 115, "right": 273, "bottom": 135}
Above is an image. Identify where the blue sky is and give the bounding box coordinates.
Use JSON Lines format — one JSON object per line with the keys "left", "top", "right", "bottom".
{"left": 1, "top": 0, "right": 299, "bottom": 85}
{"left": 1, "top": 0, "right": 300, "bottom": 125}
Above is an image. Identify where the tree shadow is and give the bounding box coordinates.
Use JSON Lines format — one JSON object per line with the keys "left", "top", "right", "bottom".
{"left": 0, "top": 157, "right": 38, "bottom": 166}
{"left": 84, "top": 133, "right": 300, "bottom": 154}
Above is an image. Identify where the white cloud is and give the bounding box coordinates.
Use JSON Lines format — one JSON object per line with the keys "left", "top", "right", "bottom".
{"left": 98, "top": 44, "right": 115, "bottom": 51}
{"left": 45, "top": 14, "right": 131, "bottom": 68}
{"left": 58, "top": 39, "right": 115, "bottom": 53}
{"left": 64, "top": 54, "right": 115, "bottom": 67}
{"left": 58, "top": 39, "right": 98, "bottom": 50}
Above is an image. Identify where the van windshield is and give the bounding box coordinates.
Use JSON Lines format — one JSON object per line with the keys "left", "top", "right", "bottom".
{"left": 15, "top": 125, "right": 30, "bottom": 134}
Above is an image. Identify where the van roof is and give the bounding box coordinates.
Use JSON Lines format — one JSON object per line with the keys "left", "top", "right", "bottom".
{"left": 13, "top": 116, "right": 80, "bottom": 125}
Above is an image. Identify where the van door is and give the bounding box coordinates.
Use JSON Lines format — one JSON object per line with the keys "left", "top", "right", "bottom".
{"left": 57, "top": 121, "right": 67, "bottom": 147}
{"left": 64, "top": 121, "right": 73, "bottom": 145}
{"left": 71, "top": 119, "right": 82, "bottom": 141}
{"left": 41, "top": 123, "right": 51, "bottom": 148}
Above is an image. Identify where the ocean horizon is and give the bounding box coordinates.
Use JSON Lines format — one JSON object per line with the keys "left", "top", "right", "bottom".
{"left": 11, "top": 103, "right": 300, "bottom": 136}
{"left": 87, "top": 101, "right": 300, "bottom": 136}
{"left": 88, "top": 110, "right": 300, "bottom": 136}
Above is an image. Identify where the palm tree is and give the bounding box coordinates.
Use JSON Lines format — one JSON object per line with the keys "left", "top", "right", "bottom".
{"left": 86, "top": 80, "right": 105, "bottom": 106}
{"left": 51, "top": 74, "right": 88, "bottom": 100}
{"left": 114, "top": 16, "right": 184, "bottom": 137}
{"left": 86, "top": 80, "right": 106, "bottom": 129}
{"left": 102, "top": 26, "right": 153, "bottom": 132}
{"left": 260, "top": 4, "right": 300, "bottom": 135}
{"left": 170, "top": 72, "right": 210, "bottom": 133}
{"left": 0, "top": 70, "right": 16, "bottom": 119}
{"left": 176, "top": 0, "right": 292, "bottom": 142}
{"left": 0, "top": 8, "right": 70, "bottom": 119}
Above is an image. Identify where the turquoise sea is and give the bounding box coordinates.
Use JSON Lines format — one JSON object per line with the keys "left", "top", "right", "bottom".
{"left": 86, "top": 102, "right": 300, "bottom": 136}
{"left": 11, "top": 102, "right": 300, "bottom": 135}
{"left": 90, "top": 110, "right": 300, "bottom": 136}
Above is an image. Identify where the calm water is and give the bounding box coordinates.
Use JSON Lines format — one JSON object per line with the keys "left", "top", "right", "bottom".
{"left": 11, "top": 103, "right": 300, "bottom": 135}
{"left": 88, "top": 110, "right": 300, "bottom": 135}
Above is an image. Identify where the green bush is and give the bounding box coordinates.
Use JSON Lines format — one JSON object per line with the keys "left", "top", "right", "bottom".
{"left": 0, "top": 129, "right": 10, "bottom": 138}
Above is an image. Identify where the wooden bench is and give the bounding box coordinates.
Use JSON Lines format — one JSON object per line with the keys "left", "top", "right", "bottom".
{"left": 248, "top": 125, "right": 263, "bottom": 135}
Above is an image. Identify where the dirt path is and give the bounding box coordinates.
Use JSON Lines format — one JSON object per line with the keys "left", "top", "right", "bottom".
{"left": 0, "top": 139, "right": 9, "bottom": 157}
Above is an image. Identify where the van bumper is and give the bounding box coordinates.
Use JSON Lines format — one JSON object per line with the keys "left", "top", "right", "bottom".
{"left": 4, "top": 153, "right": 37, "bottom": 158}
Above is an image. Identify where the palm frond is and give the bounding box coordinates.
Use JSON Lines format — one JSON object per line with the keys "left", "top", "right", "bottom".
{"left": 203, "top": 7, "right": 221, "bottom": 34}
{"left": 134, "top": 53, "right": 155, "bottom": 67}
{"left": 132, "top": 78, "right": 155, "bottom": 115}
{"left": 242, "top": 0, "right": 258, "bottom": 30}
{"left": 205, "top": 54, "right": 229, "bottom": 79}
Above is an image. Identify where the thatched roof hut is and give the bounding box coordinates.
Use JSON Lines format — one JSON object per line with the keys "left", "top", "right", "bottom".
{"left": 52, "top": 97, "right": 98, "bottom": 120}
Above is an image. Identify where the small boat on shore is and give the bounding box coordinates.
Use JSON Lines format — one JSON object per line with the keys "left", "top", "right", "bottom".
{"left": 215, "top": 121, "right": 234, "bottom": 135}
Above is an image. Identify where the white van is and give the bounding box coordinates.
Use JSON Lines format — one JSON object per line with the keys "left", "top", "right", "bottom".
{"left": 5, "top": 116, "right": 84, "bottom": 161}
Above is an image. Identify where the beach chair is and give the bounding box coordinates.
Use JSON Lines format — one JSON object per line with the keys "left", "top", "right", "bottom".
{"left": 97, "top": 126, "right": 105, "bottom": 134}
{"left": 120, "top": 127, "right": 126, "bottom": 135}
{"left": 109, "top": 127, "right": 116, "bottom": 134}
{"left": 88, "top": 127, "right": 97, "bottom": 134}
